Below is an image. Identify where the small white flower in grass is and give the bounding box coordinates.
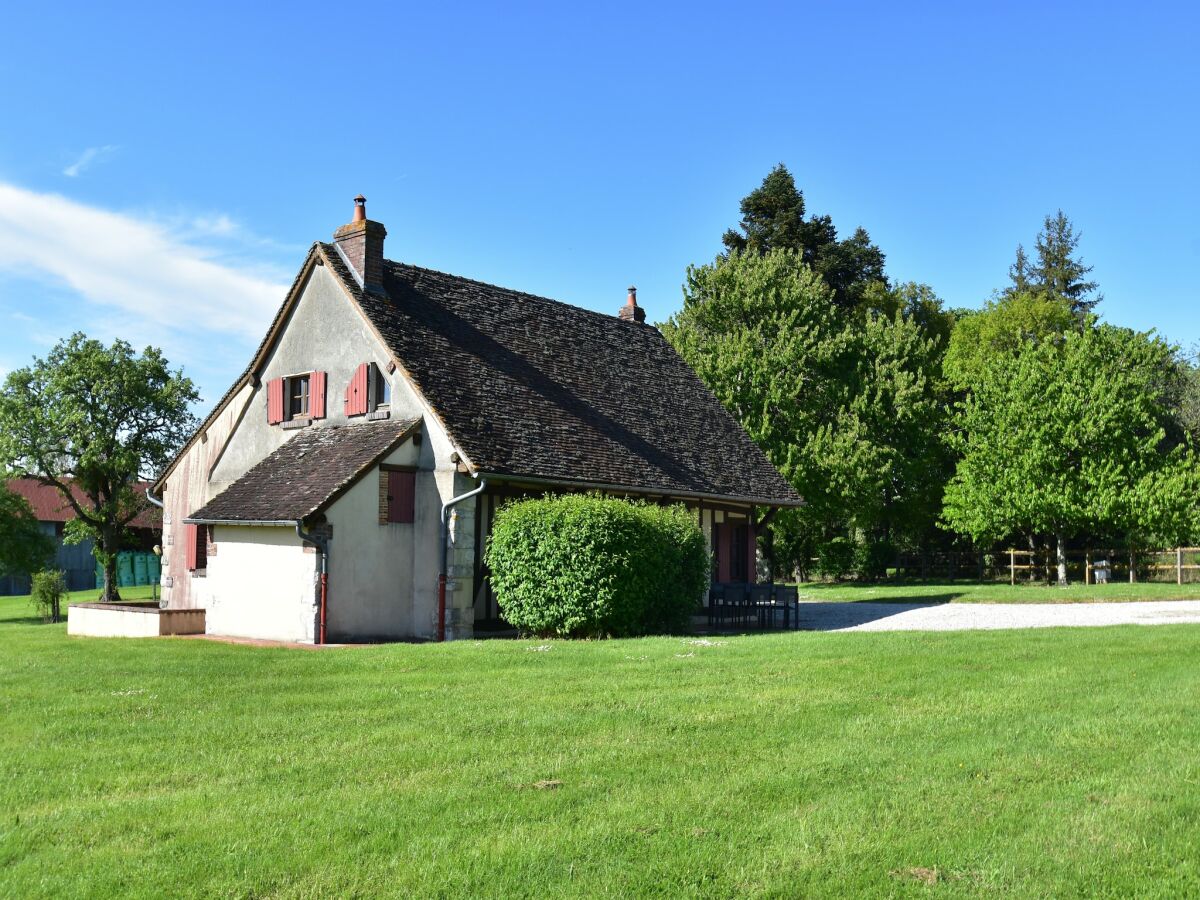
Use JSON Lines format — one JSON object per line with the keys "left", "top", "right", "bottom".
{"left": 526, "top": 644, "right": 552, "bottom": 652}
{"left": 683, "top": 639, "right": 727, "bottom": 647}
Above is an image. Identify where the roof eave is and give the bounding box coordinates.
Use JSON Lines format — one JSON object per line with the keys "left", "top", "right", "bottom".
{"left": 475, "top": 470, "right": 805, "bottom": 509}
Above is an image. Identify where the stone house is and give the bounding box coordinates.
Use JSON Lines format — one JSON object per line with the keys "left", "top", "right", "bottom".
{"left": 152, "top": 198, "right": 802, "bottom": 643}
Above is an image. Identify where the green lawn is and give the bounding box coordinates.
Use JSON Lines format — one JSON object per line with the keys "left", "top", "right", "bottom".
{"left": 3, "top": 594, "right": 1199, "bottom": 897}
{"left": 795, "top": 580, "right": 1200, "bottom": 604}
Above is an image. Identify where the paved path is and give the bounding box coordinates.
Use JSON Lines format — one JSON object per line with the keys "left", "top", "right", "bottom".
{"left": 795, "top": 600, "right": 1200, "bottom": 632}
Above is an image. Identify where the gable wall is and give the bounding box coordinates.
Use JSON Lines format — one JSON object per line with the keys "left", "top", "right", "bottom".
{"left": 160, "top": 257, "right": 476, "bottom": 636}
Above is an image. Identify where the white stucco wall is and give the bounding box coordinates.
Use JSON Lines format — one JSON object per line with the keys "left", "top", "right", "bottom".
{"left": 324, "top": 441, "right": 419, "bottom": 639}
{"left": 204, "top": 525, "right": 320, "bottom": 642}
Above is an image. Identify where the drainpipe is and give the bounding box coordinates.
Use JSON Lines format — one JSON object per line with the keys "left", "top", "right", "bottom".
{"left": 145, "top": 487, "right": 164, "bottom": 509}
{"left": 296, "top": 521, "right": 329, "bottom": 645}
{"left": 438, "top": 476, "right": 487, "bottom": 642}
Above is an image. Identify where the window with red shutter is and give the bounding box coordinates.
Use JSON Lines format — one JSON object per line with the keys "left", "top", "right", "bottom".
{"left": 345, "top": 362, "right": 369, "bottom": 416}
{"left": 386, "top": 470, "right": 416, "bottom": 524}
{"left": 266, "top": 378, "right": 285, "bottom": 424}
{"left": 185, "top": 523, "right": 208, "bottom": 571}
{"left": 310, "top": 371, "right": 327, "bottom": 419}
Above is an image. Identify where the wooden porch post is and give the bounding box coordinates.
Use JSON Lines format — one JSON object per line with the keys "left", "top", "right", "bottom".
{"left": 1010, "top": 549, "right": 1015, "bottom": 586}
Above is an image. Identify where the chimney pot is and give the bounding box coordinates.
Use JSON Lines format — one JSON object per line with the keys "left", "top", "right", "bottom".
{"left": 353, "top": 194, "right": 367, "bottom": 222}
{"left": 618, "top": 285, "right": 646, "bottom": 324}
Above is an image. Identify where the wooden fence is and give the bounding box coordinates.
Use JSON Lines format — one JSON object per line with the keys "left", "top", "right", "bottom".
{"left": 885, "top": 548, "right": 1200, "bottom": 585}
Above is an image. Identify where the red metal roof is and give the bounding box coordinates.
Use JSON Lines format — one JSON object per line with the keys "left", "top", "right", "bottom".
{"left": 6, "top": 478, "right": 161, "bottom": 530}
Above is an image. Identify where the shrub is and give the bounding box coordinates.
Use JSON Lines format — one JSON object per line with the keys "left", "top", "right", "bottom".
{"left": 30, "top": 569, "right": 67, "bottom": 623}
{"left": 816, "top": 537, "right": 855, "bottom": 580}
{"left": 485, "top": 494, "right": 710, "bottom": 638}
{"left": 855, "top": 539, "right": 896, "bottom": 581}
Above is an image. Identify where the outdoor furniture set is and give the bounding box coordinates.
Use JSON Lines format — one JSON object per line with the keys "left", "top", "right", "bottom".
{"left": 706, "top": 583, "right": 801, "bottom": 630}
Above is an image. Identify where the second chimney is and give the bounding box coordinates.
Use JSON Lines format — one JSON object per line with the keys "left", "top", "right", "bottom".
{"left": 619, "top": 286, "right": 646, "bottom": 324}
{"left": 333, "top": 195, "right": 387, "bottom": 295}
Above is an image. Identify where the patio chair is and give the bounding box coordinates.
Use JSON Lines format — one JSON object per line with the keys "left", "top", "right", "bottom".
{"left": 748, "top": 583, "right": 773, "bottom": 628}
{"left": 769, "top": 584, "right": 799, "bottom": 629}
{"left": 723, "top": 583, "right": 748, "bottom": 628}
{"left": 706, "top": 584, "right": 726, "bottom": 628}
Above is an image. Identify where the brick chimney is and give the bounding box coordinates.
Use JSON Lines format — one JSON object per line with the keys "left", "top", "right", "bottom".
{"left": 619, "top": 286, "right": 646, "bottom": 324}
{"left": 333, "top": 195, "right": 387, "bottom": 295}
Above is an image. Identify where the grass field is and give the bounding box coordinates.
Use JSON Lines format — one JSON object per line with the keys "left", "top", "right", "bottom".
{"left": 796, "top": 580, "right": 1200, "bottom": 604}
{"left": 3, "top": 593, "right": 1200, "bottom": 897}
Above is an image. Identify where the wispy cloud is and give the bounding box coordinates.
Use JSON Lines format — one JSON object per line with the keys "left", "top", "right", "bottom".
{"left": 0, "top": 182, "right": 288, "bottom": 341}
{"left": 63, "top": 145, "right": 119, "bottom": 178}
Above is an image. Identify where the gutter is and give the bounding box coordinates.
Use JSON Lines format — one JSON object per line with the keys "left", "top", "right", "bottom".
{"left": 473, "top": 471, "right": 804, "bottom": 509}
{"left": 438, "top": 475, "right": 487, "bottom": 642}
{"left": 295, "top": 521, "right": 330, "bottom": 645}
{"left": 183, "top": 518, "right": 300, "bottom": 527}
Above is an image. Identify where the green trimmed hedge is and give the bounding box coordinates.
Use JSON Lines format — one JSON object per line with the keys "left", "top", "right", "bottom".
{"left": 485, "top": 494, "right": 710, "bottom": 638}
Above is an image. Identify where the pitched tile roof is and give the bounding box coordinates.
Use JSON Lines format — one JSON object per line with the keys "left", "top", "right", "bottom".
{"left": 321, "top": 245, "right": 802, "bottom": 506}
{"left": 6, "top": 478, "right": 160, "bottom": 529}
{"left": 186, "top": 419, "right": 419, "bottom": 524}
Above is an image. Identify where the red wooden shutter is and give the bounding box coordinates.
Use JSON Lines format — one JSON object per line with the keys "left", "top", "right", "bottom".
{"left": 310, "top": 371, "right": 326, "bottom": 419}
{"left": 387, "top": 470, "right": 415, "bottom": 524}
{"left": 185, "top": 523, "right": 197, "bottom": 570}
{"left": 345, "top": 363, "right": 369, "bottom": 416}
{"left": 266, "top": 377, "right": 285, "bottom": 424}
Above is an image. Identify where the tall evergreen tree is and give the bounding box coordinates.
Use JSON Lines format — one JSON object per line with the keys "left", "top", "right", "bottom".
{"left": 1029, "top": 210, "right": 1101, "bottom": 315}
{"left": 1006, "top": 244, "right": 1033, "bottom": 296}
{"left": 722, "top": 164, "right": 887, "bottom": 311}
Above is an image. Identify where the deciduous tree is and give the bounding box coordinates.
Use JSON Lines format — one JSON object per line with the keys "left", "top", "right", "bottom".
{"left": 943, "top": 323, "right": 1199, "bottom": 583}
{"left": 0, "top": 334, "right": 198, "bottom": 601}
{"left": 0, "top": 484, "right": 54, "bottom": 579}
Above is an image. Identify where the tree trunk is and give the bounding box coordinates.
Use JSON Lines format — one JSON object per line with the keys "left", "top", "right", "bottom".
{"left": 1056, "top": 532, "right": 1068, "bottom": 586}
{"left": 99, "top": 528, "right": 122, "bottom": 603}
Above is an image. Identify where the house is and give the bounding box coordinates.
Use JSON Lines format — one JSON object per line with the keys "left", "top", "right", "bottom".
{"left": 153, "top": 197, "right": 802, "bottom": 643}
{"left": 0, "top": 478, "right": 160, "bottom": 595}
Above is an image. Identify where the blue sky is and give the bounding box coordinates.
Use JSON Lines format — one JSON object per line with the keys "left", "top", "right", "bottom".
{"left": 1, "top": 1, "right": 1197, "bottom": 407}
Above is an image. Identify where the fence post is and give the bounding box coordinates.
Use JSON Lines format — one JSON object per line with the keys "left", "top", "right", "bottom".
{"left": 1085, "top": 549, "right": 1091, "bottom": 585}
{"left": 1178, "top": 547, "right": 1183, "bottom": 586}
{"left": 1010, "top": 549, "right": 1015, "bottom": 586}
{"left": 1129, "top": 548, "right": 1136, "bottom": 584}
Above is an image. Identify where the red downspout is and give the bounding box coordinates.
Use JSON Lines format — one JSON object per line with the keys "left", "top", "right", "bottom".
{"left": 319, "top": 570, "right": 329, "bottom": 644}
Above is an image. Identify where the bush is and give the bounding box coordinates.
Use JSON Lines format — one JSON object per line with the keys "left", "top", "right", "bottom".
{"left": 855, "top": 539, "right": 896, "bottom": 581}
{"left": 30, "top": 569, "right": 66, "bottom": 623}
{"left": 816, "top": 537, "right": 855, "bottom": 580}
{"left": 485, "top": 494, "right": 710, "bottom": 638}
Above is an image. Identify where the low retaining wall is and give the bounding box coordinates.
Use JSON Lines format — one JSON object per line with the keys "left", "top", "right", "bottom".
{"left": 67, "top": 603, "right": 206, "bottom": 638}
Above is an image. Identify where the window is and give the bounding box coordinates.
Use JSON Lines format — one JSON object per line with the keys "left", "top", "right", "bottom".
{"left": 380, "top": 468, "right": 416, "bottom": 524}
{"left": 371, "top": 364, "right": 391, "bottom": 409}
{"left": 267, "top": 372, "right": 325, "bottom": 424}
{"left": 185, "top": 523, "right": 208, "bottom": 571}
{"left": 288, "top": 374, "right": 310, "bottom": 419}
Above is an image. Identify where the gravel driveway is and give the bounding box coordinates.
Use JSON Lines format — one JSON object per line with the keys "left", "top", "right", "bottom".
{"left": 795, "top": 600, "right": 1200, "bottom": 632}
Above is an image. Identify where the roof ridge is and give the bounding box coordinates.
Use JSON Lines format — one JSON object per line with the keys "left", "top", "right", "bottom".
{"left": 380, "top": 255, "right": 656, "bottom": 331}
